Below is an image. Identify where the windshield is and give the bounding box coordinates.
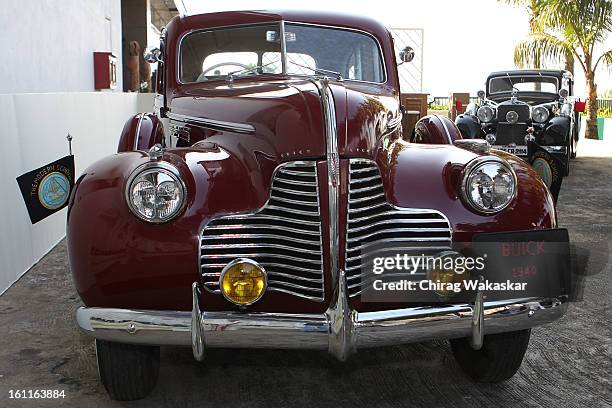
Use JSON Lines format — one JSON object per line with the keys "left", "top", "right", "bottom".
{"left": 488, "top": 75, "right": 558, "bottom": 94}
{"left": 179, "top": 23, "right": 385, "bottom": 84}
{"left": 179, "top": 24, "right": 283, "bottom": 83}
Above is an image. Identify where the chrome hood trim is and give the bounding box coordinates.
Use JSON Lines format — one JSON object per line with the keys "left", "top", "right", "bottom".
{"left": 167, "top": 112, "right": 256, "bottom": 134}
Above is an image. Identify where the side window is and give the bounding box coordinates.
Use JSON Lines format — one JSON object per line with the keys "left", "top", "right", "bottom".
{"left": 345, "top": 44, "right": 382, "bottom": 82}
{"left": 346, "top": 47, "right": 362, "bottom": 80}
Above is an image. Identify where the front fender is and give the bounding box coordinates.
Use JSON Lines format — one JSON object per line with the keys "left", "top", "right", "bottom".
{"left": 67, "top": 145, "right": 267, "bottom": 311}
{"left": 117, "top": 113, "right": 165, "bottom": 152}
{"left": 540, "top": 115, "right": 570, "bottom": 145}
{"left": 412, "top": 115, "right": 463, "bottom": 144}
{"left": 378, "top": 141, "right": 556, "bottom": 242}
{"left": 455, "top": 114, "right": 484, "bottom": 139}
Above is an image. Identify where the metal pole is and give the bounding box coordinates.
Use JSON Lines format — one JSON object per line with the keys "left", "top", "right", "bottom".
{"left": 67, "top": 133, "right": 73, "bottom": 156}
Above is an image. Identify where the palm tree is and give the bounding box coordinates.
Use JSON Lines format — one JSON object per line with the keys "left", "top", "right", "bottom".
{"left": 500, "top": 0, "right": 545, "bottom": 68}
{"left": 513, "top": 0, "right": 612, "bottom": 139}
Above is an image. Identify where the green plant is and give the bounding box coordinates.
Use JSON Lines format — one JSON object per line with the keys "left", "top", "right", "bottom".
{"left": 429, "top": 104, "right": 448, "bottom": 111}
{"left": 598, "top": 107, "right": 612, "bottom": 118}
{"left": 581, "top": 106, "right": 612, "bottom": 118}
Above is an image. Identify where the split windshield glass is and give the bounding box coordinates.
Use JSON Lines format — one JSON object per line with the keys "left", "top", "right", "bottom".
{"left": 179, "top": 22, "right": 385, "bottom": 83}
{"left": 488, "top": 75, "right": 558, "bottom": 94}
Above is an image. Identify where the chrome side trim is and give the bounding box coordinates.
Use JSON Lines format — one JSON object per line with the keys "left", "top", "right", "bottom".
{"left": 167, "top": 112, "right": 255, "bottom": 134}
{"left": 133, "top": 113, "right": 144, "bottom": 150}
{"left": 438, "top": 114, "right": 454, "bottom": 143}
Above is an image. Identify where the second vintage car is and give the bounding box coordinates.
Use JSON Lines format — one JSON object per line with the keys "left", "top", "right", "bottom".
{"left": 455, "top": 69, "right": 584, "bottom": 199}
{"left": 68, "top": 11, "right": 571, "bottom": 401}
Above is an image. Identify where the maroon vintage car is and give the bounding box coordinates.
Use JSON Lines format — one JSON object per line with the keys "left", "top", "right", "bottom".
{"left": 68, "top": 10, "right": 570, "bottom": 401}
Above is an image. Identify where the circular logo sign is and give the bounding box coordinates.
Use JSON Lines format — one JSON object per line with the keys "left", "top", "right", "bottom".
{"left": 532, "top": 158, "right": 553, "bottom": 188}
{"left": 38, "top": 172, "right": 70, "bottom": 210}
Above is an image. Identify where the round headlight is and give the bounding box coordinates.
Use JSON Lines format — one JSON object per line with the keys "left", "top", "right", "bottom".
{"left": 532, "top": 106, "right": 549, "bottom": 123}
{"left": 461, "top": 158, "right": 517, "bottom": 214}
{"left": 477, "top": 106, "right": 494, "bottom": 122}
{"left": 126, "top": 163, "right": 185, "bottom": 223}
{"left": 220, "top": 259, "right": 267, "bottom": 305}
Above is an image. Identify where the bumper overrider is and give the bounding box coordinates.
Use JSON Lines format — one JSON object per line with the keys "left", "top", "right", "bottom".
{"left": 76, "top": 270, "right": 567, "bottom": 361}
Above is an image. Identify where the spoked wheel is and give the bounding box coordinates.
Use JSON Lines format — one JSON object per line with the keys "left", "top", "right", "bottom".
{"left": 450, "top": 329, "right": 531, "bottom": 383}
{"left": 95, "top": 339, "right": 160, "bottom": 401}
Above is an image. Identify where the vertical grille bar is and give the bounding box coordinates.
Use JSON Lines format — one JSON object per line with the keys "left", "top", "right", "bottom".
{"left": 345, "top": 159, "right": 453, "bottom": 297}
{"left": 200, "top": 161, "right": 324, "bottom": 301}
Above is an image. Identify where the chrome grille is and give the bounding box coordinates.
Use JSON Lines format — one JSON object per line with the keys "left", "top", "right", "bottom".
{"left": 497, "top": 103, "right": 530, "bottom": 123}
{"left": 496, "top": 103, "right": 530, "bottom": 145}
{"left": 496, "top": 123, "right": 529, "bottom": 145}
{"left": 200, "top": 161, "right": 324, "bottom": 300}
{"left": 345, "top": 159, "right": 452, "bottom": 297}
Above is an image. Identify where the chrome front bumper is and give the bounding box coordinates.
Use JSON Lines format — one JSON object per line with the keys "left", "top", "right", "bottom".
{"left": 76, "top": 272, "right": 567, "bottom": 361}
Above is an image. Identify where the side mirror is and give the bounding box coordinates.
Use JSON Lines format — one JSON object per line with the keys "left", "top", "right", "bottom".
{"left": 143, "top": 47, "right": 162, "bottom": 63}
{"left": 399, "top": 46, "right": 415, "bottom": 64}
{"left": 477, "top": 90, "right": 486, "bottom": 100}
{"left": 558, "top": 88, "right": 569, "bottom": 99}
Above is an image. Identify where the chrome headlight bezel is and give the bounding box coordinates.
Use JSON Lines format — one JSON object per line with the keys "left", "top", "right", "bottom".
{"left": 532, "top": 106, "right": 550, "bottom": 123}
{"left": 125, "top": 162, "right": 187, "bottom": 223}
{"left": 476, "top": 105, "right": 494, "bottom": 123}
{"left": 460, "top": 156, "right": 517, "bottom": 215}
{"left": 560, "top": 103, "right": 572, "bottom": 117}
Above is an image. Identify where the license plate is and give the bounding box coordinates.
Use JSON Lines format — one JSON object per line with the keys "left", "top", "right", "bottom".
{"left": 494, "top": 145, "right": 528, "bottom": 156}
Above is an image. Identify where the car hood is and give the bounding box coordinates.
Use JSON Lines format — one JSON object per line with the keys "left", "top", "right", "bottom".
{"left": 169, "top": 77, "right": 399, "bottom": 162}
{"left": 170, "top": 78, "right": 327, "bottom": 160}
{"left": 488, "top": 93, "right": 559, "bottom": 105}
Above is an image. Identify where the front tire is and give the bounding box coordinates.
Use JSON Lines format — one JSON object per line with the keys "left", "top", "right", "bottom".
{"left": 95, "top": 339, "right": 160, "bottom": 401}
{"left": 450, "top": 329, "right": 531, "bottom": 383}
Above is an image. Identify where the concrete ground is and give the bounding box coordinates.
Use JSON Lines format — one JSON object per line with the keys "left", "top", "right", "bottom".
{"left": 1, "top": 150, "right": 611, "bottom": 407}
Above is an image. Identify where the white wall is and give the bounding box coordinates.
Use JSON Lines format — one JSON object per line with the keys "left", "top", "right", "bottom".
{"left": 0, "top": 92, "right": 155, "bottom": 295}
{"left": 0, "top": 0, "right": 123, "bottom": 93}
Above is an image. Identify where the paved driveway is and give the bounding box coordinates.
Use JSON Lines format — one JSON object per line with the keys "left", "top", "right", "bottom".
{"left": 0, "top": 156, "right": 610, "bottom": 407}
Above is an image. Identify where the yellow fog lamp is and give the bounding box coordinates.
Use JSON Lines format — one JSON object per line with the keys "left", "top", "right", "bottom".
{"left": 220, "top": 258, "right": 267, "bottom": 306}
{"left": 427, "top": 251, "right": 469, "bottom": 297}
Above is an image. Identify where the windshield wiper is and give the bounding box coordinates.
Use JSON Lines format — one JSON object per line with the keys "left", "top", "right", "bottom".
{"left": 226, "top": 60, "right": 281, "bottom": 82}
{"left": 287, "top": 59, "right": 343, "bottom": 81}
